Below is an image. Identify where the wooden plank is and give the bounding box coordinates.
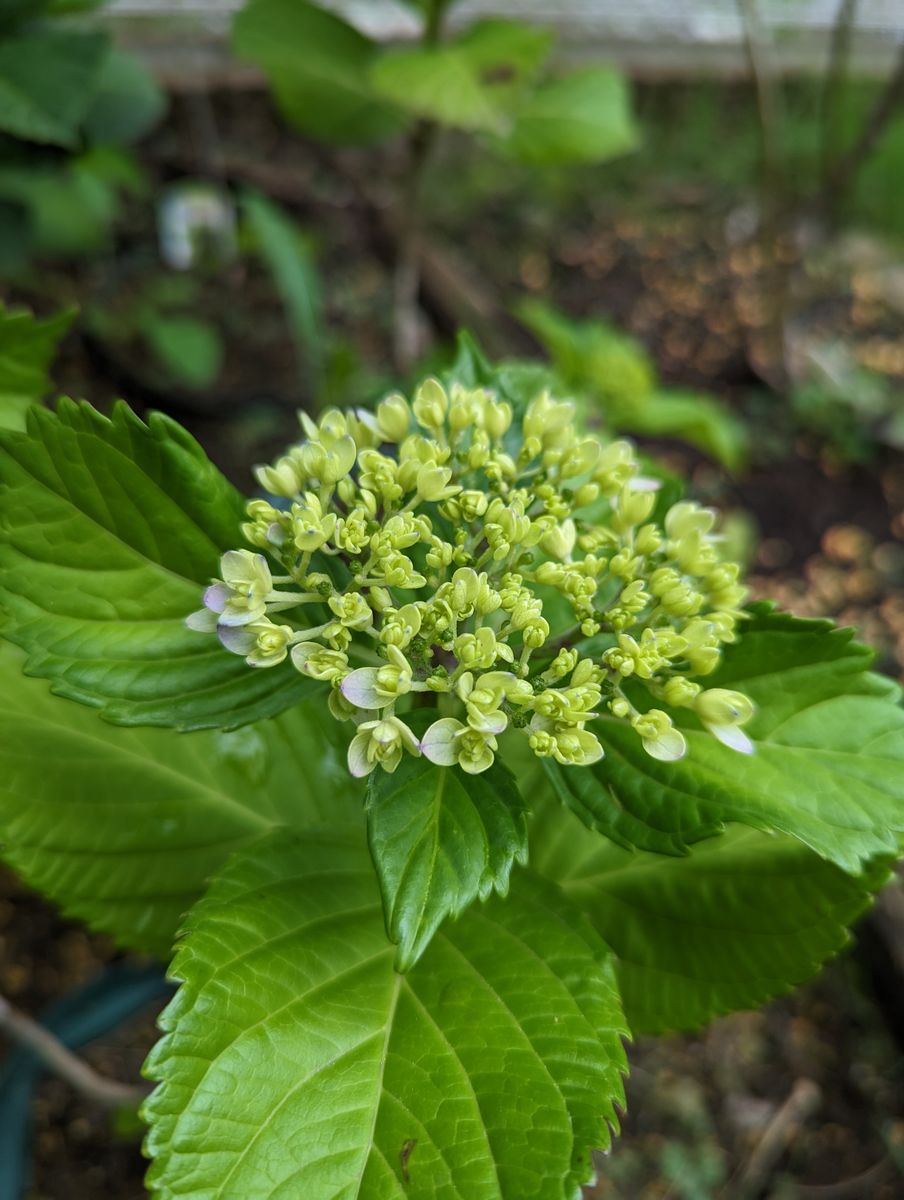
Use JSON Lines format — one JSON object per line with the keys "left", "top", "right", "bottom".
{"left": 101, "top": 0, "right": 904, "bottom": 84}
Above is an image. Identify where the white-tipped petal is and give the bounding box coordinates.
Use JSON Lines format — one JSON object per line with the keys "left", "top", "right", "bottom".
{"left": 340, "top": 668, "right": 385, "bottom": 709}
{"left": 290, "top": 642, "right": 316, "bottom": 673}
{"left": 218, "top": 625, "right": 257, "bottom": 656}
{"left": 420, "top": 717, "right": 464, "bottom": 766}
{"left": 347, "top": 732, "right": 376, "bottom": 777}
{"left": 216, "top": 606, "right": 260, "bottom": 627}
{"left": 633, "top": 476, "right": 663, "bottom": 492}
{"left": 710, "top": 724, "right": 755, "bottom": 755}
{"left": 185, "top": 607, "right": 219, "bottom": 632}
{"left": 643, "top": 729, "right": 687, "bottom": 762}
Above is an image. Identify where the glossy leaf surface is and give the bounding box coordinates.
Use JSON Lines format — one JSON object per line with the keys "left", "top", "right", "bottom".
{"left": 366, "top": 754, "right": 528, "bottom": 969}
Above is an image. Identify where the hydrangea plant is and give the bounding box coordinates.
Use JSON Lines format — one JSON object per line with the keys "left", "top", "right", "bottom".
{"left": 0, "top": 333, "right": 902, "bottom": 1197}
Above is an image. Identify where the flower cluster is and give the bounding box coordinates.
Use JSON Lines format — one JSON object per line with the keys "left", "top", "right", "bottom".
{"left": 188, "top": 377, "right": 755, "bottom": 777}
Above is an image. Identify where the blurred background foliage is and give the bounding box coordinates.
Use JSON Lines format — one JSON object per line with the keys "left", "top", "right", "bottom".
{"left": 2, "top": 1, "right": 904, "bottom": 1198}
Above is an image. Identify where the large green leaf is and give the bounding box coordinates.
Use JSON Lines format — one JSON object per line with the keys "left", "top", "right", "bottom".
{"left": 544, "top": 606, "right": 904, "bottom": 874}
{"left": 0, "top": 304, "right": 72, "bottom": 431}
{"left": 366, "top": 753, "right": 528, "bottom": 970}
{"left": 144, "top": 830, "right": 628, "bottom": 1199}
{"left": 0, "top": 645, "right": 358, "bottom": 957}
{"left": 233, "top": 0, "right": 405, "bottom": 144}
{"left": 0, "top": 29, "right": 109, "bottom": 147}
{"left": 371, "top": 20, "right": 552, "bottom": 134}
{"left": 0, "top": 400, "right": 314, "bottom": 729}
{"left": 530, "top": 796, "right": 889, "bottom": 1035}
{"left": 507, "top": 66, "right": 638, "bottom": 165}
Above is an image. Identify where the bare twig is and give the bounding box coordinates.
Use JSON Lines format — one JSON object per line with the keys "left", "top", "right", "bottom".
{"left": 0, "top": 994, "right": 149, "bottom": 1109}
{"left": 737, "top": 0, "right": 785, "bottom": 205}
{"left": 393, "top": 121, "right": 438, "bottom": 371}
{"left": 827, "top": 41, "right": 904, "bottom": 199}
{"left": 391, "top": 0, "right": 454, "bottom": 371}
{"left": 820, "top": 0, "right": 859, "bottom": 192}
{"left": 729, "top": 1077, "right": 821, "bottom": 1198}
{"left": 736, "top": 0, "right": 792, "bottom": 391}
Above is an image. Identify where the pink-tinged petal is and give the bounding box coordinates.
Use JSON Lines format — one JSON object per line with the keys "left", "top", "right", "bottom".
{"left": 185, "top": 608, "right": 218, "bottom": 632}
{"left": 710, "top": 724, "right": 755, "bottom": 755}
{"left": 633, "top": 476, "right": 662, "bottom": 492}
{"left": 643, "top": 729, "right": 687, "bottom": 762}
{"left": 203, "top": 582, "right": 230, "bottom": 613}
{"left": 348, "top": 732, "right": 375, "bottom": 777}
{"left": 340, "top": 668, "right": 385, "bottom": 709}
{"left": 420, "top": 718, "right": 464, "bottom": 766}
{"left": 218, "top": 625, "right": 257, "bottom": 656}
{"left": 216, "top": 606, "right": 260, "bottom": 627}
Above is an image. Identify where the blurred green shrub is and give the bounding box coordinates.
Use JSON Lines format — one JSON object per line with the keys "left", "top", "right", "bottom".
{"left": 232, "top": 0, "right": 637, "bottom": 166}
{"left": 518, "top": 299, "right": 748, "bottom": 470}
{"left": 0, "top": 0, "right": 165, "bottom": 274}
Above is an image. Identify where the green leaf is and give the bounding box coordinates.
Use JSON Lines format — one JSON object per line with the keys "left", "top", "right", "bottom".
{"left": 0, "top": 304, "right": 72, "bottom": 430}
{"left": 242, "top": 190, "right": 323, "bottom": 381}
{"left": 0, "top": 400, "right": 314, "bottom": 729}
{"left": 544, "top": 606, "right": 904, "bottom": 874}
{"left": 81, "top": 47, "right": 167, "bottom": 145}
{"left": 371, "top": 20, "right": 552, "bottom": 133}
{"left": 508, "top": 66, "right": 638, "bottom": 165}
{"left": 517, "top": 298, "right": 656, "bottom": 420}
{"left": 144, "top": 830, "right": 628, "bottom": 1199}
{"left": 0, "top": 29, "right": 109, "bottom": 147}
{"left": 531, "top": 796, "right": 890, "bottom": 1034}
{"left": 626, "top": 388, "right": 748, "bottom": 471}
{"left": 233, "top": 0, "right": 405, "bottom": 144}
{"left": 141, "top": 314, "right": 224, "bottom": 390}
{"left": 366, "top": 752, "right": 528, "bottom": 970}
{"left": 0, "top": 644, "right": 358, "bottom": 957}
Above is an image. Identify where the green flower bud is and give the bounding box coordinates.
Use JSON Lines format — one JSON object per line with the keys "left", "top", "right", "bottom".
{"left": 412, "top": 377, "right": 448, "bottom": 430}
{"left": 377, "top": 393, "right": 412, "bottom": 442}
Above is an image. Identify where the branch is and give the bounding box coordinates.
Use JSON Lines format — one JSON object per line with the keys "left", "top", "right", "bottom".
{"left": 827, "top": 41, "right": 904, "bottom": 198}
{"left": 0, "top": 994, "right": 149, "bottom": 1109}
{"left": 820, "top": 0, "right": 859, "bottom": 191}
{"left": 737, "top": 0, "right": 786, "bottom": 206}
{"left": 730, "top": 1077, "right": 821, "bottom": 1198}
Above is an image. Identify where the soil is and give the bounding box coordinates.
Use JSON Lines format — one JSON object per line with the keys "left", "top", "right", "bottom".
{"left": 3, "top": 85, "right": 904, "bottom": 1199}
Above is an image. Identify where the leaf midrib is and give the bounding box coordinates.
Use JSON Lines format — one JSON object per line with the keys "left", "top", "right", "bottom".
{"left": 0, "top": 702, "right": 271, "bottom": 829}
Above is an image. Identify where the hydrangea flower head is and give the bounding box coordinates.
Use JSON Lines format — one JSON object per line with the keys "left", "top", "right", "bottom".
{"left": 188, "top": 377, "right": 755, "bottom": 778}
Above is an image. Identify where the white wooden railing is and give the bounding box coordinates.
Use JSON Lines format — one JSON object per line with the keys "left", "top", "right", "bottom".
{"left": 100, "top": 0, "right": 904, "bottom": 83}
